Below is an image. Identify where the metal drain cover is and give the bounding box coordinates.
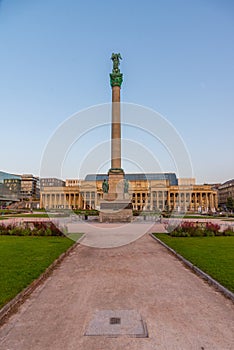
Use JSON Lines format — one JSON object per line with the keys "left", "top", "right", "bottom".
{"left": 85, "top": 310, "right": 148, "bottom": 337}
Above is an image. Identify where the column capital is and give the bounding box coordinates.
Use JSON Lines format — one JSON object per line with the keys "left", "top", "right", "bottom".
{"left": 110, "top": 73, "right": 123, "bottom": 87}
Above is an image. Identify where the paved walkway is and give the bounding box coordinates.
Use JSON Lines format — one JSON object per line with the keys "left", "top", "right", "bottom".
{"left": 0, "top": 226, "right": 233, "bottom": 350}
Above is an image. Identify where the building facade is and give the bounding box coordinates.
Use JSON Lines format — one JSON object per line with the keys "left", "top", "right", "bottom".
{"left": 40, "top": 178, "right": 65, "bottom": 190}
{"left": 0, "top": 171, "right": 21, "bottom": 204}
{"left": 20, "top": 174, "right": 40, "bottom": 200}
{"left": 3, "top": 178, "right": 21, "bottom": 197}
{"left": 40, "top": 173, "right": 218, "bottom": 213}
{"left": 218, "top": 179, "right": 234, "bottom": 208}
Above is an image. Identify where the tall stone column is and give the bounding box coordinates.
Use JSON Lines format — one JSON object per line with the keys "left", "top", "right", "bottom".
{"left": 111, "top": 86, "right": 121, "bottom": 169}
{"left": 108, "top": 53, "right": 124, "bottom": 196}
{"left": 110, "top": 53, "right": 123, "bottom": 171}
{"left": 99, "top": 53, "right": 133, "bottom": 222}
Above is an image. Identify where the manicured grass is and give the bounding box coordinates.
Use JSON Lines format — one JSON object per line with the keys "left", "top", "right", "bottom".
{"left": 0, "top": 236, "right": 79, "bottom": 308}
{"left": 153, "top": 234, "right": 234, "bottom": 293}
{"left": 8, "top": 213, "right": 69, "bottom": 218}
{"left": 11, "top": 213, "right": 49, "bottom": 218}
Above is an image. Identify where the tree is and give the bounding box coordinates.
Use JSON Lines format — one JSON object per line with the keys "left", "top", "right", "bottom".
{"left": 226, "top": 197, "right": 234, "bottom": 211}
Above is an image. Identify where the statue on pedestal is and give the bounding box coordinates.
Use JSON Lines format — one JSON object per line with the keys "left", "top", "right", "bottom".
{"left": 102, "top": 179, "right": 109, "bottom": 193}
{"left": 124, "top": 179, "right": 129, "bottom": 193}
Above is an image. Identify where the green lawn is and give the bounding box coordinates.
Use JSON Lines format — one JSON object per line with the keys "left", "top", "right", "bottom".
{"left": 0, "top": 236, "right": 79, "bottom": 308}
{"left": 3, "top": 213, "right": 70, "bottom": 218}
{"left": 153, "top": 234, "right": 234, "bottom": 293}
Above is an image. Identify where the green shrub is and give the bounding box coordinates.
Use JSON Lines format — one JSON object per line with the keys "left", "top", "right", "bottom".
{"left": 165, "top": 221, "right": 228, "bottom": 238}
{"left": 223, "top": 227, "right": 234, "bottom": 236}
{"left": 204, "top": 230, "right": 215, "bottom": 237}
{"left": 0, "top": 222, "right": 66, "bottom": 236}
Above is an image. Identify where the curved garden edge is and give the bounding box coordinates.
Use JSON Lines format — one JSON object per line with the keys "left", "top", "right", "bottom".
{"left": 0, "top": 238, "right": 82, "bottom": 327}
{"left": 149, "top": 233, "right": 234, "bottom": 304}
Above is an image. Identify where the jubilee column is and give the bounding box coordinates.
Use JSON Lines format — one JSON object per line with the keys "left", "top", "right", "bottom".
{"left": 108, "top": 53, "right": 125, "bottom": 196}
{"left": 110, "top": 53, "right": 123, "bottom": 170}
{"left": 99, "top": 53, "right": 132, "bottom": 222}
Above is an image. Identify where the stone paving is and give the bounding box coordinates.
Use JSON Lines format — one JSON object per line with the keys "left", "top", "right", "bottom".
{"left": 0, "top": 224, "right": 234, "bottom": 350}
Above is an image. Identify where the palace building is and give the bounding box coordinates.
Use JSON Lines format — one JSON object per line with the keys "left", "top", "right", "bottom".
{"left": 40, "top": 173, "right": 218, "bottom": 213}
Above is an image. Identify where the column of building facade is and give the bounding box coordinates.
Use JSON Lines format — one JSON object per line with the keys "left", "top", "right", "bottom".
{"left": 88, "top": 192, "right": 91, "bottom": 209}
{"left": 166, "top": 192, "right": 170, "bottom": 210}
{"left": 157, "top": 191, "right": 160, "bottom": 210}
{"left": 72, "top": 193, "right": 74, "bottom": 208}
{"left": 198, "top": 192, "right": 202, "bottom": 211}
{"left": 95, "top": 192, "right": 98, "bottom": 209}
{"left": 47, "top": 194, "right": 50, "bottom": 208}
{"left": 48, "top": 193, "right": 51, "bottom": 208}
{"left": 162, "top": 191, "right": 165, "bottom": 210}
{"left": 182, "top": 192, "right": 186, "bottom": 211}
{"left": 178, "top": 192, "right": 181, "bottom": 211}
{"left": 83, "top": 192, "right": 86, "bottom": 209}
{"left": 151, "top": 190, "right": 155, "bottom": 211}
{"left": 62, "top": 193, "right": 65, "bottom": 208}
{"left": 69, "top": 193, "right": 72, "bottom": 208}
{"left": 173, "top": 193, "right": 176, "bottom": 211}
{"left": 188, "top": 192, "right": 191, "bottom": 211}
{"left": 214, "top": 193, "right": 218, "bottom": 208}
{"left": 58, "top": 193, "right": 61, "bottom": 208}
{"left": 195, "top": 192, "right": 197, "bottom": 211}
{"left": 51, "top": 193, "right": 53, "bottom": 208}
{"left": 79, "top": 193, "right": 82, "bottom": 209}
{"left": 183, "top": 192, "right": 186, "bottom": 211}
{"left": 150, "top": 191, "right": 153, "bottom": 211}
{"left": 205, "top": 193, "right": 208, "bottom": 210}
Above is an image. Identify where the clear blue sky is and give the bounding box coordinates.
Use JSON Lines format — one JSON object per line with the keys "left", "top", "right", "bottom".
{"left": 0, "top": 0, "right": 233, "bottom": 184}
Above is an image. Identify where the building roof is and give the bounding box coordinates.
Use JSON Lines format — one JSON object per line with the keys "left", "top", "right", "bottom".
{"left": 0, "top": 171, "right": 21, "bottom": 183}
{"left": 219, "top": 179, "right": 234, "bottom": 189}
{"left": 85, "top": 173, "right": 178, "bottom": 186}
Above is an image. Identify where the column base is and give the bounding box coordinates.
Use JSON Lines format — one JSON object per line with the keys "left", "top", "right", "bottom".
{"left": 99, "top": 199, "right": 133, "bottom": 223}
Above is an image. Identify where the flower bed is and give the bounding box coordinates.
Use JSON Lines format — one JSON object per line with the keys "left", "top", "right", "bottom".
{"left": 165, "top": 221, "right": 234, "bottom": 237}
{"left": 0, "top": 221, "right": 67, "bottom": 236}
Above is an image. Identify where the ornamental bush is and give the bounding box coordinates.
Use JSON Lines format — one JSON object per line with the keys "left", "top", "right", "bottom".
{"left": 223, "top": 226, "right": 234, "bottom": 236}
{"left": 204, "top": 222, "right": 220, "bottom": 236}
{"left": 0, "top": 221, "right": 66, "bottom": 236}
{"left": 166, "top": 221, "right": 232, "bottom": 237}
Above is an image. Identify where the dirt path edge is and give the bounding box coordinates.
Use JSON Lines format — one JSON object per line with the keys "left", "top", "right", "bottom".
{"left": 149, "top": 233, "right": 234, "bottom": 303}
{"left": 0, "top": 239, "right": 81, "bottom": 327}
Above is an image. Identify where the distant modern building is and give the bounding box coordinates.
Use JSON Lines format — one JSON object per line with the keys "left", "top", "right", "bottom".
{"left": 0, "top": 171, "right": 21, "bottom": 205}
{"left": 0, "top": 171, "right": 21, "bottom": 184}
{"left": 20, "top": 174, "right": 40, "bottom": 200}
{"left": 0, "top": 171, "right": 21, "bottom": 199}
{"left": 3, "top": 178, "right": 21, "bottom": 197}
{"left": 218, "top": 179, "right": 234, "bottom": 208}
{"left": 40, "top": 173, "right": 218, "bottom": 213}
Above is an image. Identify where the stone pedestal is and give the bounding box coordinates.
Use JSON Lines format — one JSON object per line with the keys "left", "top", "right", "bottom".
{"left": 99, "top": 169, "right": 133, "bottom": 223}
{"left": 99, "top": 198, "right": 133, "bottom": 223}
{"left": 108, "top": 168, "right": 124, "bottom": 196}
